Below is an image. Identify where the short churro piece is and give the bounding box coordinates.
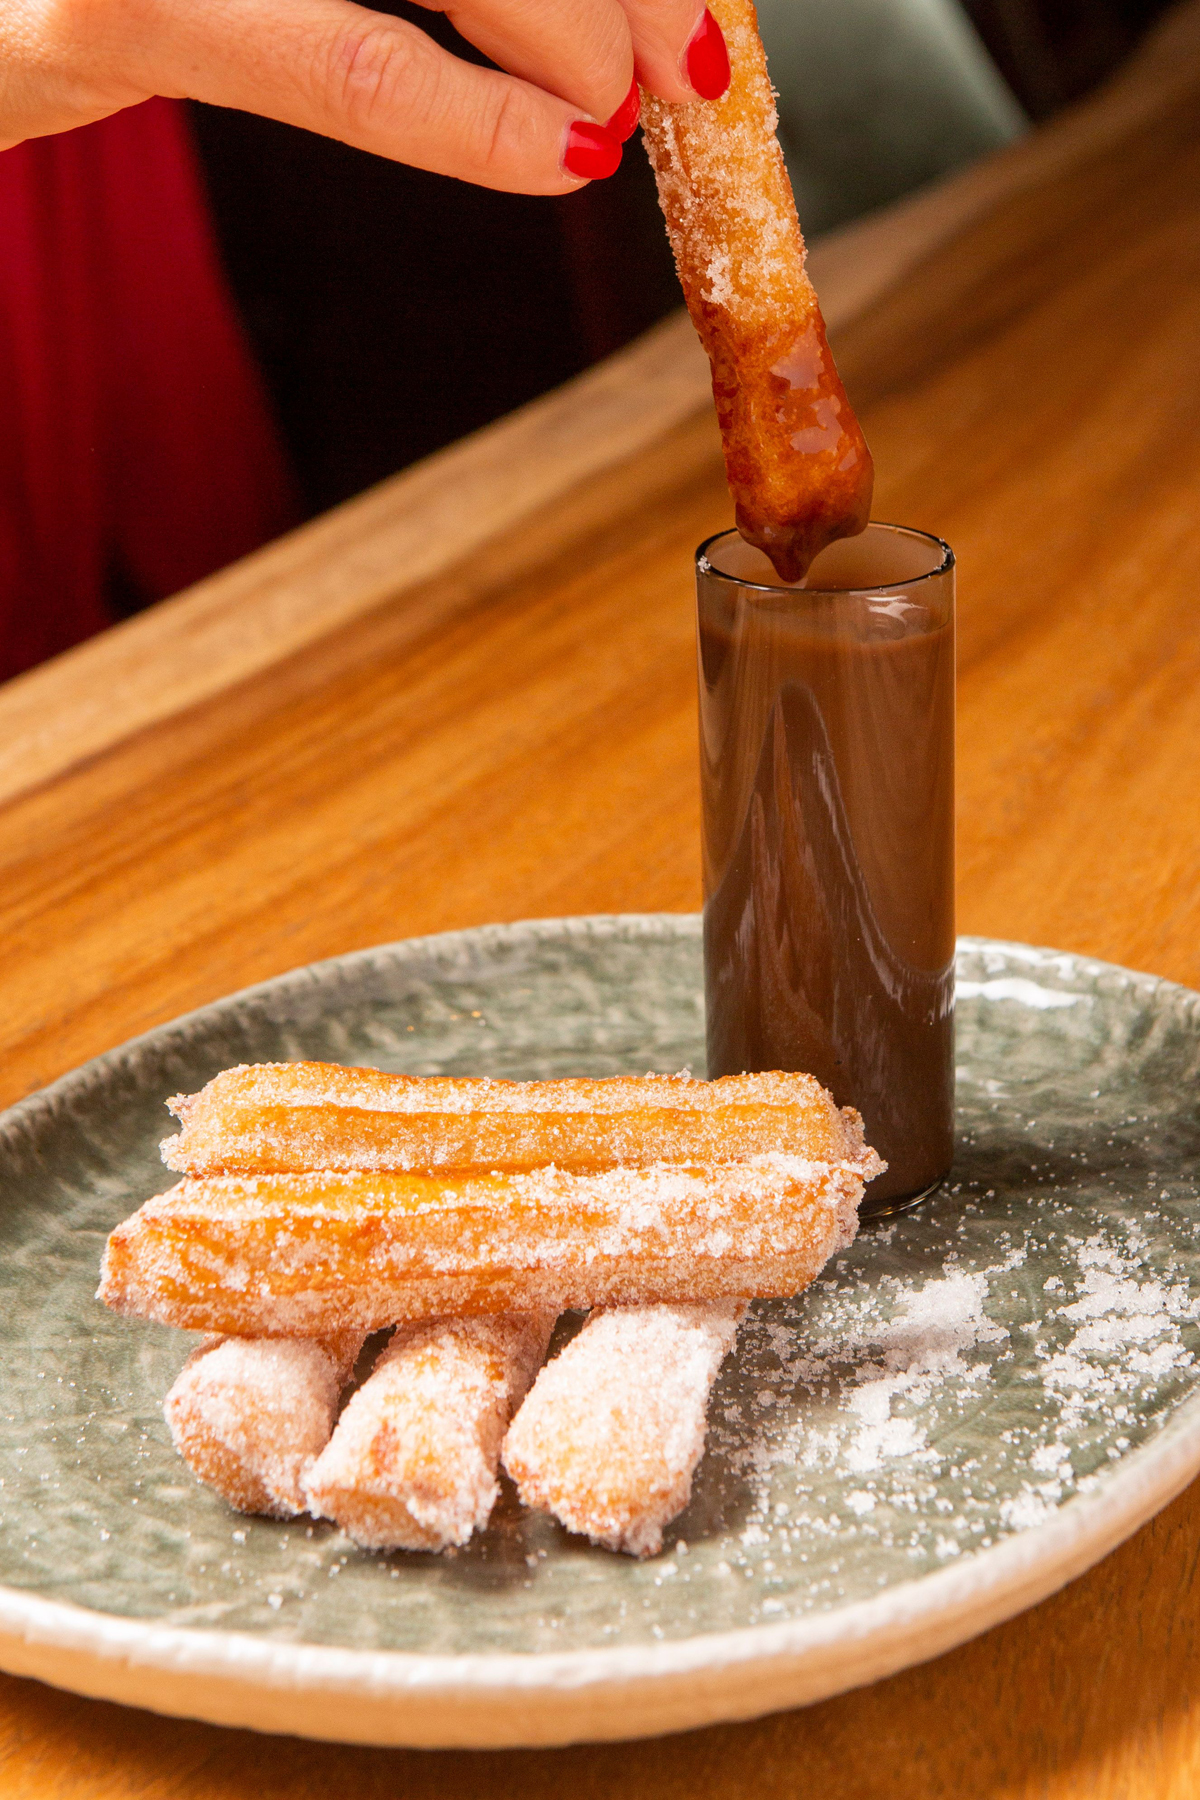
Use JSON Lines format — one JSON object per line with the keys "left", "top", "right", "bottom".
{"left": 99, "top": 1145, "right": 878, "bottom": 1337}
{"left": 164, "top": 1331, "right": 363, "bottom": 1517}
{"left": 161, "top": 1063, "right": 854, "bottom": 1178}
{"left": 305, "top": 1312, "right": 554, "bottom": 1550}
{"left": 503, "top": 1300, "right": 745, "bottom": 1557}
{"left": 641, "top": 0, "right": 873, "bottom": 580}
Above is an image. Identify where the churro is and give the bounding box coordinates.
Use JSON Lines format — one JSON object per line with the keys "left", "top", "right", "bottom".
{"left": 164, "top": 1329, "right": 364, "bottom": 1517}
{"left": 641, "top": 0, "right": 873, "bottom": 580}
{"left": 305, "top": 1312, "right": 554, "bottom": 1550}
{"left": 503, "top": 1300, "right": 744, "bottom": 1556}
{"left": 161, "top": 1063, "right": 855, "bottom": 1177}
{"left": 100, "top": 1145, "right": 877, "bottom": 1337}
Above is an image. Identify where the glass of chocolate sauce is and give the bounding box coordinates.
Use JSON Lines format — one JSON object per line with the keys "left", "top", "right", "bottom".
{"left": 697, "top": 523, "right": 955, "bottom": 1217}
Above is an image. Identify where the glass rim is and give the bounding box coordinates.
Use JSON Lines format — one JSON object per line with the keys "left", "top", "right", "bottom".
{"left": 695, "top": 521, "right": 955, "bottom": 596}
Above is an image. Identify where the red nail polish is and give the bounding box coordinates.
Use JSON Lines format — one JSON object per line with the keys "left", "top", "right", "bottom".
{"left": 605, "top": 77, "right": 640, "bottom": 143}
{"left": 562, "top": 120, "right": 622, "bottom": 181}
{"left": 684, "top": 9, "right": 730, "bottom": 100}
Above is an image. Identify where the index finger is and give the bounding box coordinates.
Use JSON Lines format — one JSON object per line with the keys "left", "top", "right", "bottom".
{"left": 138, "top": 0, "right": 622, "bottom": 192}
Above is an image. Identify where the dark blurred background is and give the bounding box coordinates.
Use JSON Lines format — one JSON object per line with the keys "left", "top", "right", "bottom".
{"left": 189, "top": 0, "right": 1175, "bottom": 521}
{"left": 963, "top": 0, "right": 1173, "bottom": 114}
{"left": 188, "top": 1, "right": 681, "bottom": 520}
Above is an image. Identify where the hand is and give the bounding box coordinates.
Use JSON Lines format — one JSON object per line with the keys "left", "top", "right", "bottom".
{"left": 0, "top": 0, "right": 729, "bottom": 191}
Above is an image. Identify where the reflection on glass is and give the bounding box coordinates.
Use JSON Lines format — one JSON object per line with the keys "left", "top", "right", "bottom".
{"left": 698, "top": 523, "right": 956, "bottom": 1214}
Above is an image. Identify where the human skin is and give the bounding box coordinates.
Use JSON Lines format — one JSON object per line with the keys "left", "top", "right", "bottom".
{"left": 0, "top": 0, "right": 728, "bottom": 191}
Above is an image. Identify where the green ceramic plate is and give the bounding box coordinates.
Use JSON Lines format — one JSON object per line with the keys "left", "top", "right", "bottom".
{"left": 0, "top": 916, "right": 1197, "bottom": 1746}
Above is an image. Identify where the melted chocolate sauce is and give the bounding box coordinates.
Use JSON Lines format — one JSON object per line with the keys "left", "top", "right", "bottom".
{"left": 698, "top": 528, "right": 955, "bottom": 1207}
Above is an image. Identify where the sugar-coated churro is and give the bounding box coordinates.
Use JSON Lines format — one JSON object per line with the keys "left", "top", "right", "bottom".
{"left": 161, "top": 1064, "right": 856, "bottom": 1177}
{"left": 124, "top": 1058, "right": 888, "bottom": 1557}
{"left": 99, "top": 1145, "right": 878, "bottom": 1337}
{"left": 503, "top": 1300, "right": 745, "bottom": 1556}
{"left": 305, "top": 1312, "right": 554, "bottom": 1550}
{"left": 164, "top": 1330, "right": 364, "bottom": 1517}
{"left": 641, "top": 0, "right": 873, "bottom": 580}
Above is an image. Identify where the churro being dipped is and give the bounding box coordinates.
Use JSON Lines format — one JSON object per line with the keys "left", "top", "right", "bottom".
{"left": 305, "top": 1312, "right": 554, "bottom": 1550}
{"left": 99, "top": 1142, "right": 878, "bottom": 1337}
{"left": 641, "top": 0, "right": 873, "bottom": 579}
{"left": 161, "top": 1064, "right": 857, "bottom": 1178}
{"left": 503, "top": 1300, "right": 745, "bottom": 1556}
{"left": 164, "top": 1328, "right": 364, "bottom": 1518}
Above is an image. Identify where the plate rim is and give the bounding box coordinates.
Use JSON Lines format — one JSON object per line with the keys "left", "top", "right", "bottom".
{"left": 1, "top": 914, "right": 1197, "bottom": 1746}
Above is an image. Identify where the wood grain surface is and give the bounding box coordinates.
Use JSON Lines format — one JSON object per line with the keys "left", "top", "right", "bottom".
{"left": 2, "top": 3, "right": 1200, "bottom": 1793}
{"left": 2, "top": 0, "right": 1197, "bottom": 810}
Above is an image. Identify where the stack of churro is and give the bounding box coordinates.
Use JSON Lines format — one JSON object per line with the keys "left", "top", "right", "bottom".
{"left": 100, "top": 0, "right": 885, "bottom": 1559}
{"left": 100, "top": 1062, "right": 881, "bottom": 1556}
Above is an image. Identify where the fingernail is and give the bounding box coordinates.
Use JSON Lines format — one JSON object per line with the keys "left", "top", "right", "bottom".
{"left": 605, "top": 77, "right": 640, "bottom": 142}
{"left": 562, "top": 120, "right": 622, "bottom": 181}
{"left": 683, "top": 9, "right": 730, "bottom": 100}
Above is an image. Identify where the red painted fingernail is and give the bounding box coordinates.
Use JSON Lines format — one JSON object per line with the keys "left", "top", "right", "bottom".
{"left": 684, "top": 8, "right": 730, "bottom": 99}
{"left": 562, "top": 120, "right": 622, "bottom": 181}
{"left": 606, "top": 77, "right": 640, "bottom": 142}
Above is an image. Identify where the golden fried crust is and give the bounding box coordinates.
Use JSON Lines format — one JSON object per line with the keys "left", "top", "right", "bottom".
{"left": 161, "top": 1064, "right": 858, "bottom": 1178}
{"left": 98, "top": 1151, "right": 879, "bottom": 1336}
{"left": 641, "top": 0, "right": 873, "bottom": 579}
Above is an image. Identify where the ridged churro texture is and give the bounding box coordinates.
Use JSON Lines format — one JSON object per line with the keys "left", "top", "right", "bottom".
{"left": 161, "top": 1063, "right": 858, "bottom": 1177}
{"left": 99, "top": 1149, "right": 877, "bottom": 1336}
{"left": 640, "top": 0, "right": 873, "bottom": 580}
{"left": 305, "top": 1312, "right": 554, "bottom": 1550}
{"left": 504, "top": 1300, "right": 745, "bottom": 1556}
{"left": 163, "top": 1334, "right": 362, "bottom": 1517}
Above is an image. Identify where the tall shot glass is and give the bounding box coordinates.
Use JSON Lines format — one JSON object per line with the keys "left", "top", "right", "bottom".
{"left": 697, "top": 523, "right": 955, "bottom": 1217}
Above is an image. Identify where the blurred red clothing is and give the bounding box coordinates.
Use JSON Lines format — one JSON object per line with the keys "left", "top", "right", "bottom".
{"left": 0, "top": 98, "right": 299, "bottom": 683}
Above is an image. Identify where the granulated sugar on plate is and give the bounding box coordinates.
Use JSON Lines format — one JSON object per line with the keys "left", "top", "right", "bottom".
{"left": 684, "top": 1200, "right": 1200, "bottom": 1613}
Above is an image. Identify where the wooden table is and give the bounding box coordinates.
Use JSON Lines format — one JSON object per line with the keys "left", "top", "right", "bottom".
{"left": 3, "top": 5, "right": 1200, "bottom": 1791}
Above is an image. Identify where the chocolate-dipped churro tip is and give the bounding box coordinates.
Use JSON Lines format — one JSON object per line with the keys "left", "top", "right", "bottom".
{"left": 641, "top": 0, "right": 874, "bottom": 580}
